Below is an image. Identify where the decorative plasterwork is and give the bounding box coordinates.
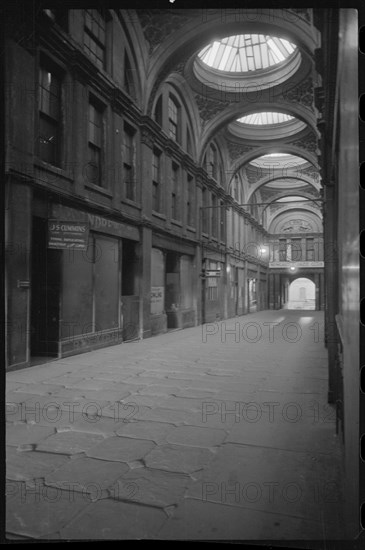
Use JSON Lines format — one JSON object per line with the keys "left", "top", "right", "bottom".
{"left": 281, "top": 219, "right": 313, "bottom": 232}
{"left": 291, "top": 133, "right": 318, "bottom": 153}
{"left": 137, "top": 10, "right": 192, "bottom": 54}
{"left": 289, "top": 9, "right": 311, "bottom": 22}
{"left": 225, "top": 140, "right": 257, "bottom": 161}
{"left": 194, "top": 94, "right": 230, "bottom": 121}
{"left": 281, "top": 78, "right": 314, "bottom": 108}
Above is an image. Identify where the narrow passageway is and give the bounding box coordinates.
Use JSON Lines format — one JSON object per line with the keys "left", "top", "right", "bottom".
{"left": 6, "top": 310, "right": 344, "bottom": 542}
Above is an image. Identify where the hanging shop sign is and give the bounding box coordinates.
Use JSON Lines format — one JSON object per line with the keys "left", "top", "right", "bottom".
{"left": 48, "top": 220, "right": 89, "bottom": 250}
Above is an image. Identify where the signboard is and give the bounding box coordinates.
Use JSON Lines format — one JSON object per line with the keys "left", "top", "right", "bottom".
{"left": 269, "top": 261, "right": 324, "bottom": 268}
{"left": 151, "top": 286, "right": 164, "bottom": 315}
{"left": 48, "top": 220, "right": 89, "bottom": 250}
{"left": 205, "top": 270, "right": 221, "bottom": 277}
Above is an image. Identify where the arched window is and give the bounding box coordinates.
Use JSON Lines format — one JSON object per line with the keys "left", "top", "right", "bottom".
{"left": 124, "top": 52, "right": 135, "bottom": 98}
{"left": 153, "top": 95, "right": 163, "bottom": 127}
{"left": 168, "top": 95, "right": 180, "bottom": 142}
{"left": 208, "top": 144, "right": 217, "bottom": 180}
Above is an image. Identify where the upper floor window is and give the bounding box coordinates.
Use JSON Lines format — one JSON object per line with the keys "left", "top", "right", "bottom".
{"left": 291, "top": 238, "right": 302, "bottom": 261}
{"left": 124, "top": 53, "right": 136, "bottom": 98}
{"left": 88, "top": 98, "right": 104, "bottom": 186}
{"left": 233, "top": 175, "right": 240, "bottom": 201}
{"left": 202, "top": 188, "right": 209, "bottom": 233}
{"left": 208, "top": 144, "right": 217, "bottom": 180}
{"left": 168, "top": 95, "right": 180, "bottom": 142}
{"left": 306, "top": 238, "right": 315, "bottom": 261}
{"left": 154, "top": 95, "right": 163, "bottom": 127}
{"left": 39, "top": 65, "right": 62, "bottom": 166}
{"left": 171, "top": 162, "right": 180, "bottom": 220}
{"left": 84, "top": 10, "right": 106, "bottom": 70}
{"left": 123, "top": 123, "right": 136, "bottom": 201}
{"left": 43, "top": 9, "right": 68, "bottom": 30}
{"left": 187, "top": 126, "right": 193, "bottom": 156}
{"left": 220, "top": 200, "right": 225, "bottom": 241}
{"left": 152, "top": 149, "right": 161, "bottom": 212}
{"left": 279, "top": 239, "right": 287, "bottom": 261}
{"left": 211, "top": 195, "right": 218, "bottom": 237}
{"left": 186, "top": 174, "right": 195, "bottom": 227}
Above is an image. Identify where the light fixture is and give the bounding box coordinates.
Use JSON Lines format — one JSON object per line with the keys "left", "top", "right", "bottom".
{"left": 260, "top": 247, "right": 267, "bottom": 254}
{"left": 289, "top": 266, "right": 296, "bottom": 272}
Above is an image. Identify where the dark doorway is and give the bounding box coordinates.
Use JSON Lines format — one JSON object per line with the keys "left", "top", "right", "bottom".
{"left": 30, "top": 217, "right": 61, "bottom": 357}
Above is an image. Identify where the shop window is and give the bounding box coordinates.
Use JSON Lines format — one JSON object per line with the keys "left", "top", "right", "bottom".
{"left": 123, "top": 123, "right": 136, "bottom": 201}
{"left": 122, "top": 240, "right": 138, "bottom": 295}
{"left": 151, "top": 248, "right": 165, "bottom": 315}
{"left": 180, "top": 255, "right": 193, "bottom": 309}
{"left": 207, "top": 264, "right": 219, "bottom": 301}
{"left": 152, "top": 149, "right": 161, "bottom": 212}
{"left": 168, "top": 95, "right": 180, "bottom": 142}
{"left": 171, "top": 162, "right": 180, "bottom": 220}
{"left": 124, "top": 52, "right": 136, "bottom": 98}
{"left": 84, "top": 9, "right": 106, "bottom": 70}
{"left": 88, "top": 98, "right": 104, "bottom": 186}
{"left": 306, "top": 238, "right": 315, "bottom": 260}
{"left": 186, "top": 174, "right": 195, "bottom": 227}
{"left": 38, "top": 64, "right": 62, "bottom": 166}
{"left": 291, "top": 238, "right": 302, "bottom": 261}
{"left": 93, "top": 235, "right": 119, "bottom": 331}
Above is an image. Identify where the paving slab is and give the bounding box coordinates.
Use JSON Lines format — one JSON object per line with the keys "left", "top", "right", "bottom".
{"left": 6, "top": 448, "right": 70, "bottom": 481}
{"left": 144, "top": 444, "right": 215, "bottom": 474}
{"left": 59, "top": 498, "right": 167, "bottom": 539}
{"left": 155, "top": 497, "right": 341, "bottom": 540}
{"left": 115, "top": 420, "right": 175, "bottom": 443}
{"left": 36, "top": 431, "right": 106, "bottom": 455}
{"left": 44, "top": 457, "right": 129, "bottom": 497}
{"left": 6, "top": 481, "right": 91, "bottom": 538}
{"left": 6, "top": 423, "right": 56, "bottom": 448}
{"left": 86, "top": 436, "right": 155, "bottom": 463}
{"left": 109, "top": 467, "right": 190, "bottom": 508}
{"left": 166, "top": 425, "right": 227, "bottom": 448}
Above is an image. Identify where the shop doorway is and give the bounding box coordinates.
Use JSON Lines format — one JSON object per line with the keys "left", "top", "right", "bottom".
{"left": 30, "top": 217, "right": 61, "bottom": 358}
{"left": 287, "top": 277, "right": 315, "bottom": 310}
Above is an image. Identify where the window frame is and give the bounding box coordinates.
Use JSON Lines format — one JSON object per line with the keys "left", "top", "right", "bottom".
{"left": 38, "top": 61, "right": 63, "bottom": 167}
{"left": 83, "top": 9, "right": 106, "bottom": 70}
{"left": 87, "top": 96, "right": 104, "bottom": 187}
{"left": 152, "top": 148, "right": 162, "bottom": 213}
{"left": 122, "top": 122, "right": 137, "bottom": 202}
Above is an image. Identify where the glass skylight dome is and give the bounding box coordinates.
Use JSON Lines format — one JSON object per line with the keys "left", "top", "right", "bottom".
{"left": 198, "top": 35, "right": 297, "bottom": 73}
{"left": 237, "top": 112, "right": 295, "bottom": 125}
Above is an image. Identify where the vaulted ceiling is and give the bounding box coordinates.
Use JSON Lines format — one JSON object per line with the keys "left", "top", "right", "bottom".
{"left": 133, "top": 8, "right": 322, "bottom": 234}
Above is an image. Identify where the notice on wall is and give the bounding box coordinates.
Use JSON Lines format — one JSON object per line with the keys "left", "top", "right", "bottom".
{"left": 151, "top": 286, "right": 164, "bottom": 315}
{"left": 48, "top": 220, "right": 89, "bottom": 250}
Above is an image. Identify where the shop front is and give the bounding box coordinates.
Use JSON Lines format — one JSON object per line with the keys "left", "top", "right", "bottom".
{"left": 30, "top": 201, "right": 141, "bottom": 359}
{"left": 151, "top": 235, "right": 197, "bottom": 335}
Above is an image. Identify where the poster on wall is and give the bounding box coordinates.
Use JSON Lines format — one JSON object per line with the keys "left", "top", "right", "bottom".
{"left": 48, "top": 220, "right": 89, "bottom": 250}
{"left": 151, "top": 286, "right": 165, "bottom": 315}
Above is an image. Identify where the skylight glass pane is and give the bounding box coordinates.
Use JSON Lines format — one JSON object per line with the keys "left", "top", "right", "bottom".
{"left": 198, "top": 34, "right": 297, "bottom": 73}
{"left": 237, "top": 112, "right": 296, "bottom": 125}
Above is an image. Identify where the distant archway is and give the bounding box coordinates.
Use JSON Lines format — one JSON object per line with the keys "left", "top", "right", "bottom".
{"left": 286, "top": 277, "right": 315, "bottom": 310}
